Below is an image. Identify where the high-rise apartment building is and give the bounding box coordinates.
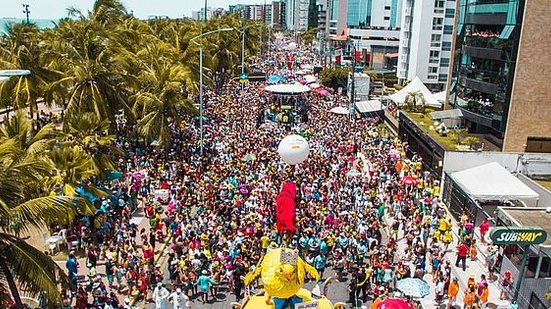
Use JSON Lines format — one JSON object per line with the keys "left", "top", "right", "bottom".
{"left": 397, "top": 0, "right": 455, "bottom": 90}
{"left": 447, "top": 0, "right": 551, "bottom": 152}
{"left": 346, "top": 0, "right": 403, "bottom": 29}
{"left": 328, "top": 0, "right": 348, "bottom": 35}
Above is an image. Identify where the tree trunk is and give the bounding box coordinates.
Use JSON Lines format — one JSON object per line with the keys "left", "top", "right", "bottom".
{"left": 0, "top": 254, "right": 23, "bottom": 308}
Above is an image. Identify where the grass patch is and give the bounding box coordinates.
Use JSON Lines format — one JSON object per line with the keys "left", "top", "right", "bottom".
{"left": 403, "top": 111, "right": 459, "bottom": 151}
{"left": 535, "top": 179, "right": 551, "bottom": 192}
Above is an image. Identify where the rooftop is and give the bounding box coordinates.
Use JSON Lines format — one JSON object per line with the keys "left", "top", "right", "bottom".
{"left": 402, "top": 110, "right": 492, "bottom": 152}
{"left": 499, "top": 207, "right": 551, "bottom": 247}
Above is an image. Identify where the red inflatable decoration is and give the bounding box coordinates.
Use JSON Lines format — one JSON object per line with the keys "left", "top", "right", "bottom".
{"left": 275, "top": 181, "right": 297, "bottom": 236}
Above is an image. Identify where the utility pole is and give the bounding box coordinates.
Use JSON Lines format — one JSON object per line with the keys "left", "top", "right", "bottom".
{"left": 349, "top": 38, "right": 356, "bottom": 121}
{"left": 22, "top": 4, "right": 30, "bottom": 24}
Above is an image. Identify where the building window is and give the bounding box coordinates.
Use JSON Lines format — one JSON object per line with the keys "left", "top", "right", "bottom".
{"left": 384, "top": 16, "right": 390, "bottom": 21}
{"left": 439, "top": 74, "right": 448, "bottom": 82}
{"left": 430, "top": 50, "right": 440, "bottom": 58}
{"left": 428, "top": 67, "right": 438, "bottom": 74}
{"left": 445, "top": 8, "right": 455, "bottom": 18}
{"left": 385, "top": 6, "right": 391, "bottom": 10}
{"left": 431, "top": 34, "right": 442, "bottom": 42}
{"left": 433, "top": 17, "right": 443, "bottom": 25}
{"left": 440, "top": 58, "right": 450, "bottom": 66}
{"left": 443, "top": 25, "right": 453, "bottom": 34}
{"left": 434, "top": 0, "right": 445, "bottom": 8}
{"left": 442, "top": 41, "right": 452, "bottom": 51}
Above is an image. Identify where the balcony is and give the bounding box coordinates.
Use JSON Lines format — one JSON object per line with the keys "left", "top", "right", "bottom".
{"left": 459, "top": 76, "right": 499, "bottom": 94}
{"left": 462, "top": 45, "right": 503, "bottom": 60}
{"left": 404, "top": 8, "right": 412, "bottom": 16}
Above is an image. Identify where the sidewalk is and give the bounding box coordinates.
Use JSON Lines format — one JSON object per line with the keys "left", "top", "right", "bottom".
{"left": 384, "top": 212, "right": 511, "bottom": 309}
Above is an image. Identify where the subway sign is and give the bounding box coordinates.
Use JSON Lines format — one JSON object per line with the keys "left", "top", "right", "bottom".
{"left": 490, "top": 227, "right": 547, "bottom": 245}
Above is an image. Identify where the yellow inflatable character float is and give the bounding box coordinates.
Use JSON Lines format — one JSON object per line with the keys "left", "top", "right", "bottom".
{"left": 241, "top": 247, "right": 334, "bottom": 309}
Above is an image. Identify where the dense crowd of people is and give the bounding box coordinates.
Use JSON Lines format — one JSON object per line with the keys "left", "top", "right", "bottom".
{"left": 51, "top": 39, "right": 509, "bottom": 309}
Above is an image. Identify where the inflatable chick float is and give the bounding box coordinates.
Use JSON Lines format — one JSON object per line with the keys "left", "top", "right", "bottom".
{"left": 244, "top": 247, "right": 320, "bottom": 309}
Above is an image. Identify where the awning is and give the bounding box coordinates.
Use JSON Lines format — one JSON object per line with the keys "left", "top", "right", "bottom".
{"left": 430, "top": 109, "right": 463, "bottom": 120}
{"left": 451, "top": 162, "right": 539, "bottom": 201}
{"left": 384, "top": 53, "right": 399, "bottom": 58}
{"left": 356, "top": 100, "right": 383, "bottom": 113}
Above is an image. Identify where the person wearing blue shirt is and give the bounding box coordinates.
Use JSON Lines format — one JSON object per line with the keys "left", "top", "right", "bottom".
{"left": 338, "top": 234, "right": 349, "bottom": 249}
{"left": 314, "top": 254, "right": 326, "bottom": 280}
{"left": 195, "top": 270, "right": 217, "bottom": 303}
{"left": 66, "top": 251, "right": 79, "bottom": 286}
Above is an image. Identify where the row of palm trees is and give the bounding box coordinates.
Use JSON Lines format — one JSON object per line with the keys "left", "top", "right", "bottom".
{"left": 1, "top": 0, "right": 266, "bottom": 146}
{"left": 0, "top": 0, "right": 266, "bottom": 306}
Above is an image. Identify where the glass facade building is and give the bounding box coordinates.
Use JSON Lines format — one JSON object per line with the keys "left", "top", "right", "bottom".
{"left": 448, "top": 0, "right": 524, "bottom": 138}
{"left": 347, "top": 0, "right": 370, "bottom": 27}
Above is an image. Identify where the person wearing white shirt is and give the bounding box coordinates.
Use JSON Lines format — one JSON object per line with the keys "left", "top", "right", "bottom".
{"left": 168, "top": 288, "right": 190, "bottom": 309}
{"left": 153, "top": 282, "right": 170, "bottom": 309}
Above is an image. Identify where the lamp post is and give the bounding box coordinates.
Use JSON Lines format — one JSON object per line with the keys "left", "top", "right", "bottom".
{"left": 191, "top": 28, "right": 234, "bottom": 157}
{"left": 237, "top": 24, "right": 257, "bottom": 91}
{"left": 22, "top": 4, "right": 30, "bottom": 24}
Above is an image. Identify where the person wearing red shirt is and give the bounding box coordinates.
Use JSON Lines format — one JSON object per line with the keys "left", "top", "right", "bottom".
{"left": 455, "top": 242, "right": 469, "bottom": 271}
{"left": 143, "top": 244, "right": 155, "bottom": 265}
{"left": 479, "top": 219, "right": 490, "bottom": 244}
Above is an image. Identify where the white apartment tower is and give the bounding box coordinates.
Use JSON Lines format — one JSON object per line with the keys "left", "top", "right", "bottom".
{"left": 397, "top": 0, "right": 455, "bottom": 91}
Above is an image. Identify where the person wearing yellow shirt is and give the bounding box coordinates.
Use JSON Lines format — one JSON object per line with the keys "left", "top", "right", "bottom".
{"left": 443, "top": 229, "right": 453, "bottom": 251}
{"left": 438, "top": 217, "right": 448, "bottom": 234}
{"left": 260, "top": 235, "right": 270, "bottom": 252}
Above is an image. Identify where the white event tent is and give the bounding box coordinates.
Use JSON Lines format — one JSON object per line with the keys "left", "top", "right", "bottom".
{"left": 389, "top": 76, "right": 441, "bottom": 108}
{"left": 450, "top": 162, "right": 539, "bottom": 203}
{"left": 356, "top": 100, "right": 383, "bottom": 113}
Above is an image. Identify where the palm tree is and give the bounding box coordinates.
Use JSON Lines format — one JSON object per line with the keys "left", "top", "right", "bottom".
{"left": 64, "top": 112, "right": 121, "bottom": 180}
{"left": 132, "top": 51, "right": 197, "bottom": 146}
{"left": 0, "top": 131, "right": 82, "bottom": 306}
{"left": 404, "top": 90, "right": 426, "bottom": 113}
{"left": 0, "top": 24, "right": 62, "bottom": 119}
{"left": 43, "top": 19, "right": 132, "bottom": 123}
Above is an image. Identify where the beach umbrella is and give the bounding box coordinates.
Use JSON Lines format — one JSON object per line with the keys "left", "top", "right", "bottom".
{"left": 396, "top": 278, "right": 430, "bottom": 298}
{"left": 401, "top": 175, "right": 419, "bottom": 186}
{"left": 377, "top": 298, "right": 414, "bottom": 309}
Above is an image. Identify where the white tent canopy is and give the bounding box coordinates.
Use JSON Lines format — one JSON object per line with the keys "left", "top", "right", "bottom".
{"left": 265, "top": 84, "right": 311, "bottom": 94}
{"left": 356, "top": 100, "right": 383, "bottom": 113}
{"left": 451, "top": 162, "right": 539, "bottom": 202}
{"left": 389, "top": 76, "right": 441, "bottom": 108}
{"left": 329, "top": 106, "right": 349, "bottom": 115}
{"left": 434, "top": 91, "right": 447, "bottom": 104}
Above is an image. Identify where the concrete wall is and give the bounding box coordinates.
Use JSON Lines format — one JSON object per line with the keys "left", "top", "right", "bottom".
{"left": 517, "top": 174, "right": 551, "bottom": 208}
{"left": 443, "top": 152, "right": 551, "bottom": 177}
{"left": 503, "top": 0, "right": 551, "bottom": 152}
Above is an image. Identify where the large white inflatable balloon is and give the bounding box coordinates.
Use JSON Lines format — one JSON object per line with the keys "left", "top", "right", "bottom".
{"left": 278, "top": 135, "right": 310, "bottom": 165}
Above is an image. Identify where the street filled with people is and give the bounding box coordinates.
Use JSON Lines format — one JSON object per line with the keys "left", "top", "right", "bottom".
{"left": 57, "top": 39, "right": 507, "bottom": 309}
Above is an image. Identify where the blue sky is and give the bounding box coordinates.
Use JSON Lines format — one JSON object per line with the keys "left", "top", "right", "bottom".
{"left": 1, "top": 0, "right": 262, "bottom": 19}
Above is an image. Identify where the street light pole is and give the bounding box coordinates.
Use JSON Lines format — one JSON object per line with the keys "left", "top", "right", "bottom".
{"left": 191, "top": 28, "right": 234, "bottom": 157}
{"left": 22, "top": 4, "right": 30, "bottom": 24}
